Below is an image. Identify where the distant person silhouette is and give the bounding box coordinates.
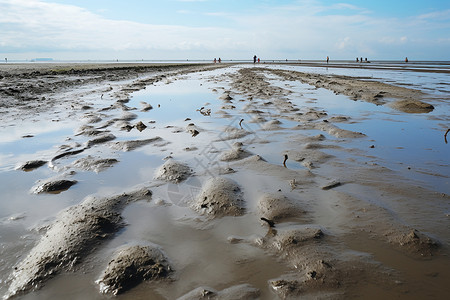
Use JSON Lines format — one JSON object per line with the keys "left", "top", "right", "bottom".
{"left": 326, "top": 56, "right": 329, "bottom": 63}
{"left": 356, "top": 57, "right": 359, "bottom": 62}
{"left": 405, "top": 57, "right": 408, "bottom": 63}
{"left": 253, "top": 55, "right": 257, "bottom": 63}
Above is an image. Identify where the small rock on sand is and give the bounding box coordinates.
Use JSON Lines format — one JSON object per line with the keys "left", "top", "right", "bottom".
{"left": 193, "top": 177, "right": 245, "bottom": 217}
{"left": 97, "top": 244, "right": 172, "bottom": 295}
{"left": 155, "top": 159, "right": 192, "bottom": 183}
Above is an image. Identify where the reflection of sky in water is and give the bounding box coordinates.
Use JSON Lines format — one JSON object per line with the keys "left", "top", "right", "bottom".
{"left": 0, "top": 65, "right": 448, "bottom": 221}
{"left": 129, "top": 77, "right": 218, "bottom": 125}
{"left": 264, "top": 68, "right": 449, "bottom": 193}
{"left": 268, "top": 64, "right": 450, "bottom": 97}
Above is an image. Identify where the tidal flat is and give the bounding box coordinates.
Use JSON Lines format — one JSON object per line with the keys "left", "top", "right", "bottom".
{"left": 0, "top": 62, "right": 449, "bottom": 299}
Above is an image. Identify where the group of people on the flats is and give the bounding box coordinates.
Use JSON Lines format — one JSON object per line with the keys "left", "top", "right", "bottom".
{"left": 213, "top": 55, "right": 262, "bottom": 63}
{"left": 356, "top": 57, "right": 370, "bottom": 63}
{"left": 212, "top": 55, "right": 410, "bottom": 64}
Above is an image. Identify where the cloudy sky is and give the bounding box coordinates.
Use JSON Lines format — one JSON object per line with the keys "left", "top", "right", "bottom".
{"left": 0, "top": 0, "right": 449, "bottom": 61}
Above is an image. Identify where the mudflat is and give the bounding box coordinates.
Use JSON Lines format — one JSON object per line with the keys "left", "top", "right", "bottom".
{"left": 0, "top": 62, "right": 448, "bottom": 299}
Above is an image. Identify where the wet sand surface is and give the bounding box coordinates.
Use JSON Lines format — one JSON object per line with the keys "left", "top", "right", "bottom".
{"left": 0, "top": 62, "right": 449, "bottom": 299}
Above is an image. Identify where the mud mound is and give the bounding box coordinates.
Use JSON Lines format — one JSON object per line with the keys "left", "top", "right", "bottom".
{"left": 76, "top": 126, "right": 110, "bottom": 137}
{"left": 248, "top": 115, "right": 267, "bottom": 123}
{"left": 31, "top": 179, "right": 77, "bottom": 194}
{"left": 155, "top": 159, "right": 192, "bottom": 183}
{"left": 387, "top": 229, "right": 440, "bottom": 258}
{"left": 218, "top": 127, "right": 250, "bottom": 141}
{"left": 314, "top": 123, "right": 365, "bottom": 138}
{"left": 390, "top": 99, "right": 434, "bottom": 113}
{"left": 219, "top": 93, "right": 233, "bottom": 101}
{"left": 18, "top": 160, "right": 47, "bottom": 171}
{"left": 219, "top": 142, "right": 252, "bottom": 162}
{"left": 140, "top": 101, "right": 153, "bottom": 112}
{"left": 178, "top": 284, "right": 260, "bottom": 300}
{"left": 97, "top": 244, "right": 172, "bottom": 295}
{"left": 262, "top": 119, "right": 283, "bottom": 131}
{"left": 258, "top": 193, "right": 304, "bottom": 221}
{"left": 72, "top": 156, "right": 118, "bottom": 173}
{"left": 269, "top": 225, "right": 324, "bottom": 252}
{"left": 86, "top": 133, "right": 116, "bottom": 147}
{"left": 5, "top": 188, "right": 152, "bottom": 299}
{"left": 119, "top": 112, "right": 138, "bottom": 121}
{"left": 186, "top": 123, "right": 200, "bottom": 137}
{"left": 109, "top": 137, "right": 162, "bottom": 151}
{"left": 192, "top": 177, "right": 245, "bottom": 217}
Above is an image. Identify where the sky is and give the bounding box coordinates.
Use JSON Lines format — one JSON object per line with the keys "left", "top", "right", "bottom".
{"left": 0, "top": 0, "right": 449, "bottom": 61}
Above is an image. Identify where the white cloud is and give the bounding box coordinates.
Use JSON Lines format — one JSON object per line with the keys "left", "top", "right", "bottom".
{"left": 418, "top": 9, "right": 450, "bottom": 21}
{"left": 0, "top": 0, "right": 448, "bottom": 60}
{"left": 0, "top": 0, "right": 237, "bottom": 53}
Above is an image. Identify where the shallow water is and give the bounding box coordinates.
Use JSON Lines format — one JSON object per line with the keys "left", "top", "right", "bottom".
{"left": 0, "top": 64, "right": 449, "bottom": 299}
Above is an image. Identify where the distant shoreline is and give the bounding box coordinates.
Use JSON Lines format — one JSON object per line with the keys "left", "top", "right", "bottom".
{"left": 1, "top": 60, "right": 450, "bottom": 74}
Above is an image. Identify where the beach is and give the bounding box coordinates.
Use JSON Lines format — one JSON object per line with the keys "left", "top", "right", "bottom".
{"left": 0, "top": 62, "right": 449, "bottom": 299}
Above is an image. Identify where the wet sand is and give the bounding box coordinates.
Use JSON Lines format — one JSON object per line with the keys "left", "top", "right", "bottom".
{"left": 0, "top": 62, "right": 449, "bottom": 299}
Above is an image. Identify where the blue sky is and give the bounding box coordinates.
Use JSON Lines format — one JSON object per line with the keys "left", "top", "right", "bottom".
{"left": 0, "top": 0, "right": 449, "bottom": 60}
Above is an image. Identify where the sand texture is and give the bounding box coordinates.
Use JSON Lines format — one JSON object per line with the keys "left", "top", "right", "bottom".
{"left": 0, "top": 62, "right": 449, "bottom": 299}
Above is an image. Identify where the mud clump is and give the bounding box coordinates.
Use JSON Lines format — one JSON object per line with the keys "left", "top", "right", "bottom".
{"left": 186, "top": 123, "right": 200, "bottom": 137}
{"left": 262, "top": 119, "right": 283, "bottom": 131}
{"left": 218, "top": 127, "right": 250, "bottom": 141}
{"left": 32, "top": 179, "right": 77, "bottom": 194}
{"left": 18, "top": 160, "right": 47, "bottom": 171}
{"left": 178, "top": 284, "right": 260, "bottom": 300}
{"left": 109, "top": 137, "right": 162, "bottom": 151}
{"left": 219, "top": 142, "right": 252, "bottom": 162}
{"left": 72, "top": 156, "right": 118, "bottom": 173}
{"left": 155, "top": 159, "right": 192, "bottom": 183}
{"left": 86, "top": 133, "right": 116, "bottom": 148}
{"left": 96, "top": 244, "right": 172, "bottom": 295}
{"left": 258, "top": 193, "right": 304, "bottom": 222}
{"left": 390, "top": 99, "right": 434, "bottom": 113}
{"left": 140, "top": 101, "right": 153, "bottom": 112}
{"left": 192, "top": 177, "right": 245, "bottom": 218}
{"left": 5, "top": 188, "right": 152, "bottom": 299}
{"left": 388, "top": 229, "right": 440, "bottom": 258}
{"left": 135, "top": 121, "right": 147, "bottom": 132}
